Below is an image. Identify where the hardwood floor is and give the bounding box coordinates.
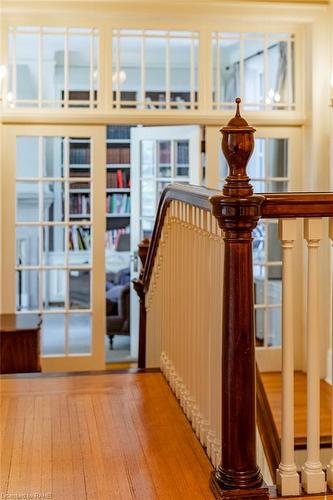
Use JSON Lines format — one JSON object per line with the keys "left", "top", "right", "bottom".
{"left": 261, "top": 371, "right": 332, "bottom": 446}
{"left": 1, "top": 372, "right": 214, "bottom": 500}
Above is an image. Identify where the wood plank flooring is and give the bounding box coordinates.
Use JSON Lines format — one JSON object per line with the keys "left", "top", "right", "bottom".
{"left": 261, "top": 371, "right": 332, "bottom": 446}
{"left": 0, "top": 372, "right": 214, "bottom": 500}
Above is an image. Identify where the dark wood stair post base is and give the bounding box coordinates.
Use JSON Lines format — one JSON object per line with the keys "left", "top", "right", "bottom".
{"left": 209, "top": 99, "right": 269, "bottom": 500}
{"left": 210, "top": 474, "right": 269, "bottom": 500}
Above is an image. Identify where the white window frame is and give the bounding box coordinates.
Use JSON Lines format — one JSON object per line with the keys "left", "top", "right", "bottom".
{"left": 0, "top": 11, "right": 304, "bottom": 124}
{"left": 6, "top": 26, "right": 99, "bottom": 109}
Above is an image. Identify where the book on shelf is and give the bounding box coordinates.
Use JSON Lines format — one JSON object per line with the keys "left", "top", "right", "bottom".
{"left": 69, "top": 226, "right": 90, "bottom": 251}
{"left": 70, "top": 181, "right": 90, "bottom": 190}
{"left": 106, "top": 147, "right": 130, "bottom": 165}
{"left": 106, "top": 194, "right": 130, "bottom": 214}
{"left": 70, "top": 147, "right": 90, "bottom": 165}
{"left": 70, "top": 193, "right": 91, "bottom": 214}
{"left": 105, "top": 226, "right": 130, "bottom": 251}
{"left": 106, "top": 169, "right": 130, "bottom": 188}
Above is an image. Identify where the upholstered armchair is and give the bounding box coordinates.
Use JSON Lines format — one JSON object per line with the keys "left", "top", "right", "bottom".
{"left": 106, "top": 282, "right": 130, "bottom": 349}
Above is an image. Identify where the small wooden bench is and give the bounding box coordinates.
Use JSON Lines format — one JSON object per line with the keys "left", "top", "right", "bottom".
{"left": 0, "top": 314, "right": 42, "bottom": 374}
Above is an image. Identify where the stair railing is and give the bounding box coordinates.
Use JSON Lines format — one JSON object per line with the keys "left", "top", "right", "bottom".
{"left": 133, "top": 99, "right": 333, "bottom": 499}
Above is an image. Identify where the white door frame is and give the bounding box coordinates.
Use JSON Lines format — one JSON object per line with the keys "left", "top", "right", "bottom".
{"left": 1, "top": 124, "right": 106, "bottom": 372}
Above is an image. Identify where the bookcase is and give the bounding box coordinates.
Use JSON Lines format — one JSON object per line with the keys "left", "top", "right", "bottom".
{"left": 69, "top": 138, "right": 91, "bottom": 222}
{"left": 105, "top": 126, "right": 131, "bottom": 252}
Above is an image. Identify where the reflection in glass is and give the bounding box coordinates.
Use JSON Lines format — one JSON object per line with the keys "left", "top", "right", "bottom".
{"left": 170, "top": 38, "right": 191, "bottom": 106}
{"left": 16, "top": 270, "right": 39, "bottom": 310}
{"left": 42, "top": 313, "right": 65, "bottom": 355}
{"left": 118, "top": 36, "right": 141, "bottom": 104}
{"left": 43, "top": 137, "right": 64, "bottom": 178}
{"left": 141, "top": 141, "right": 155, "bottom": 176}
{"left": 43, "top": 270, "right": 66, "bottom": 310}
{"left": 268, "top": 181, "right": 288, "bottom": 192}
{"left": 16, "top": 226, "right": 40, "bottom": 266}
{"left": 145, "top": 37, "right": 166, "bottom": 107}
{"left": 253, "top": 222, "right": 265, "bottom": 264}
{"left": 17, "top": 137, "right": 39, "bottom": 178}
{"left": 219, "top": 38, "right": 240, "bottom": 103}
{"left": 16, "top": 182, "right": 39, "bottom": 222}
{"left": 68, "top": 314, "right": 91, "bottom": 354}
{"left": 158, "top": 141, "right": 171, "bottom": 177}
{"left": 176, "top": 140, "right": 189, "bottom": 177}
{"left": 141, "top": 181, "right": 155, "bottom": 217}
{"left": 16, "top": 33, "right": 38, "bottom": 100}
{"left": 254, "top": 272, "right": 265, "bottom": 305}
{"left": 68, "top": 35, "right": 90, "bottom": 95}
{"left": 69, "top": 270, "right": 90, "bottom": 309}
{"left": 268, "top": 279, "right": 282, "bottom": 305}
{"left": 255, "top": 308, "right": 264, "bottom": 346}
{"left": 268, "top": 40, "right": 288, "bottom": 109}
{"left": 43, "top": 226, "right": 65, "bottom": 265}
{"left": 267, "top": 139, "right": 288, "bottom": 177}
{"left": 268, "top": 308, "right": 281, "bottom": 346}
{"left": 244, "top": 39, "right": 264, "bottom": 109}
{"left": 268, "top": 223, "right": 282, "bottom": 263}
{"left": 247, "top": 139, "right": 265, "bottom": 180}
{"left": 42, "top": 34, "right": 65, "bottom": 101}
{"left": 68, "top": 226, "right": 91, "bottom": 265}
{"left": 43, "top": 182, "right": 65, "bottom": 222}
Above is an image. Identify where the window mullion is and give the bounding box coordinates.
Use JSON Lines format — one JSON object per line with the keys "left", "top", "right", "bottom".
{"left": 216, "top": 33, "right": 221, "bottom": 108}
{"left": 190, "top": 35, "right": 194, "bottom": 110}
{"left": 89, "top": 30, "right": 94, "bottom": 109}
{"left": 38, "top": 30, "right": 42, "bottom": 109}
{"left": 240, "top": 34, "right": 244, "bottom": 107}
{"left": 64, "top": 29, "right": 69, "bottom": 109}
{"left": 13, "top": 28, "right": 17, "bottom": 104}
{"left": 264, "top": 32, "right": 269, "bottom": 110}
{"left": 141, "top": 34, "right": 145, "bottom": 109}
{"left": 166, "top": 35, "right": 170, "bottom": 110}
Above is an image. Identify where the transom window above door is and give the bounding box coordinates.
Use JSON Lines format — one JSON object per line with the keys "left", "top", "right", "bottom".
{"left": 111, "top": 30, "right": 199, "bottom": 110}
{"left": 212, "top": 32, "right": 295, "bottom": 111}
{"left": 7, "top": 26, "right": 99, "bottom": 109}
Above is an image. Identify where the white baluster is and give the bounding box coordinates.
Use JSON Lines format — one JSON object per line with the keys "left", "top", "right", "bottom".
{"left": 276, "top": 219, "right": 301, "bottom": 496}
{"left": 301, "top": 218, "right": 326, "bottom": 494}
{"left": 327, "top": 218, "right": 333, "bottom": 490}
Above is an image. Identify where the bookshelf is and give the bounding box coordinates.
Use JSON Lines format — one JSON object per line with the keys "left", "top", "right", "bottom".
{"left": 105, "top": 125, "right": 131, "bottom": 252}
{"left": 68, "top": 138, "right": 91, "bottom": 222}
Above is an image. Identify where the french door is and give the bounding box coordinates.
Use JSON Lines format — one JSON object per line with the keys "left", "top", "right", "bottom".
{"left": 206, "top": 125, "right": 303, "bottom": 371}
{"left": 1, "top": 125, "right": 106, "bottom": 372}
{"left": 130, "top": 125, "right": 202, "bottom": 358}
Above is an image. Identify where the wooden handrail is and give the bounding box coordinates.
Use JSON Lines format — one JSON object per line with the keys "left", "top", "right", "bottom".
{"left": 261, "top": 192, "right": 333, "bottom": 218}
{"left": 142, "top": 190, "right": 333, "bottom": 296}
{"left": 142, "top": 183, "right": 218, "bottom": 292}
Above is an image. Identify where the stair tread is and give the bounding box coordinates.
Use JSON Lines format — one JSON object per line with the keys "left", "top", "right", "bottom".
{"left": 261, "top": 371, "right": 332, "bottom": 446}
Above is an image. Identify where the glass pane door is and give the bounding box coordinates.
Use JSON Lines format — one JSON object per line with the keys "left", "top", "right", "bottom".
{"left": 130, "top": 125, "right": 202, "bottom": 358}
{"left": 3, "top": 125, "right": 105, "bottom": 372}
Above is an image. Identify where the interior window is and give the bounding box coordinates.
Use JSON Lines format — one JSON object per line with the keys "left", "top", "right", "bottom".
{"left": 7, "top": 26, "right": 99, "bottom": 109}
{"left": 212, "top": 32, "right": 295, "bottom": 111}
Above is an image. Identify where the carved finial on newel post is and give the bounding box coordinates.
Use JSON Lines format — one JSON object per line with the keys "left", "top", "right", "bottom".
{"left": 209, "top": 99, "right": 268, "bottom": 499}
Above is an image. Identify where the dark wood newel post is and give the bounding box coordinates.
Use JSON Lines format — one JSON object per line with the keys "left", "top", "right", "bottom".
{"left": 209, "top": 99, "right": 269, "bottom": 499}
{"left": 132, "top": 238, "right": 150, "bottom": 369}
